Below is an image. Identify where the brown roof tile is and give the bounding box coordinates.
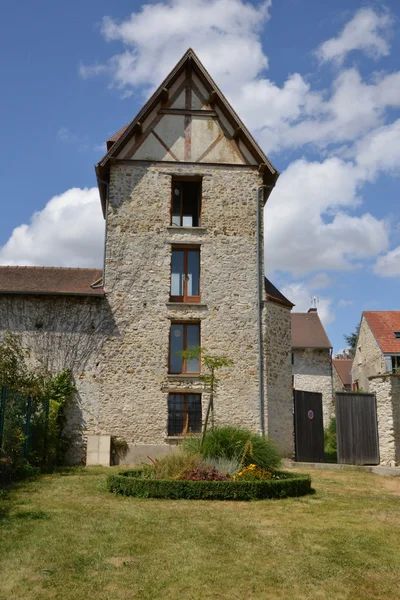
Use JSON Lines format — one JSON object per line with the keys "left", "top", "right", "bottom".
{"left": 363, "top": 311, "right": 400, "bottom": 354}
{"left": 333, "top": 359, "right": 353, "bottom": 386}
{"left": 264, "top": 277, "right": 294, "bottom": 308}
{"left": 0, "top": 267, "right": 104, "bottom": 297}
{"left": 291, "top": 310, "right": 332, "bottom": 349}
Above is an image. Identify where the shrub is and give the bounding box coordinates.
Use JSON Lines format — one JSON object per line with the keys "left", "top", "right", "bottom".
{"left": 234, "top": 464, "right": 273, "bottom": 481}
{"left": 179, "top": 466, "right": 228, "bottom": 481}
{"left": 183, "top": 426, "right": 281, "bottom": 470}
{"left": 324, "top": 416, "right": 337, "bottom": 463}
{"left": 202, "top": 456, "right": 240, "bottom": 476}
{"left": 107, "top": 470, "right": 312, "bottom": 500}
{"left": 145, "top": 450, "right": 202, "bottom": 480}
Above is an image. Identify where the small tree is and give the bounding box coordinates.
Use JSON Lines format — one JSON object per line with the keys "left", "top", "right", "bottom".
{"left": 179, "top": 346, "right": 233, "bottom": 445}
{"left": 343, "top": 324, "right": 360, "bottom": 357}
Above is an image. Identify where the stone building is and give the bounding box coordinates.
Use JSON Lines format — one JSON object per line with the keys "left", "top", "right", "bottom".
{"left": 351, "top": 312, "right": 400, "bottom": 392}
{"left": 0, "top": 49, "right": 294, "bottom": 464}
{"left": 333, "top": 358, "right": 353, "bottom": 392}
{"left": 291, "top": 308, "right": 333, "bottom": 425}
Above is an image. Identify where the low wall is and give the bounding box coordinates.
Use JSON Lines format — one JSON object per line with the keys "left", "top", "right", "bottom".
{"left": 369, "top": 374, "right": 400, "bottom": 466}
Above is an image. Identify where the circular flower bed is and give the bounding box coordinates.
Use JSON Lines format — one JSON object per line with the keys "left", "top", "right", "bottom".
{"left": 106, "top": 469, "right": 312, "bottom": 501}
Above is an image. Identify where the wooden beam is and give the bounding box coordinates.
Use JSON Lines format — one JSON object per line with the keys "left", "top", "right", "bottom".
{"left": 132, "top": 121, "right": 142, "bottom": 135}
{"left": 232, "top": 127, "right": 241, "bottom": 140}
{"left": 259, "top": 163, "right": 267, "bottom": 173}
{"left": 159, "top": 108, "right": 217, "bottom": 117}
{"left": 160, "top": 87, "right": 169, "bottom": 104}
{"left": 208, "top": 90, "right": 217, "bottom": 105}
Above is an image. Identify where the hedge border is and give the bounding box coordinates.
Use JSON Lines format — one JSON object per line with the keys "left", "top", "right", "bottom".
{"left": 106, "top": 470, "right": 312, "bottom": 500}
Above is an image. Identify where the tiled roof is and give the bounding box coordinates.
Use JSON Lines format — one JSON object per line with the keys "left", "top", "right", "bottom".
{"left": 363, "top": 311, "right": 400, "bottom": 354}
{"left": 0, "top": 267, "right": 104, "bottom": 297}
{"left": 333, "top": 359, "right": 353, "bottom": 386}
{"left": 264, "top": 277, "right": 294, "bottom": 308}
{"left": 107, "top": 124, "right": 129, "bottom": 148}
{"left": 291, "top": 310, "right": 332, "bottom": 349}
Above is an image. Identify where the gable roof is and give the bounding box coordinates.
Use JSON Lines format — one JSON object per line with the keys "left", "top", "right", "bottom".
{"left": 0, "top": 267, "right": 104, "bottom": 297}
{"left": 264, "top": 277, "right": 294, "bottom": 309}
{"left": 363, "top": 311, "right": 400, "bottom": 354}
{"left": 291, "top": 310, "right": 332, "bottom": 349}
{"left": 333, "top": 359, "right": 353, "bottom": 386}
{"left": 95, "top": 48, "right": 279, "bottom": 216}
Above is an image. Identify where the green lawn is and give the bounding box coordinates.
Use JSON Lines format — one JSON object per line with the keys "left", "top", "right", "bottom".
{"left": 0, "top": 467, "right": 399, "bottom": 600}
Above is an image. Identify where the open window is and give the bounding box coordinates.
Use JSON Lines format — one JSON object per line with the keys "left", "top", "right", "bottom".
{"left": 171, "top": 179, "right": 201, "bottom": 227}
{"left": 170, "top": 247, "right": 200, "bottom": 303}
{"left": 168, "top": 393, "right": 202, "bottom": 436}
{"left": 169, "top": 322, "right": 200, "bottom": 374}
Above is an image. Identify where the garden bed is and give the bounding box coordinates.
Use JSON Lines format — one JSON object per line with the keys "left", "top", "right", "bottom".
{"left": 107, "top": 469, "right": 312, "bottom": 500}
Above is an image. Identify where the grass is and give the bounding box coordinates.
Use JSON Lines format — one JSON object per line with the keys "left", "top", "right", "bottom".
{"left": 0, "top": 467, "right": 400, "bottom": 599}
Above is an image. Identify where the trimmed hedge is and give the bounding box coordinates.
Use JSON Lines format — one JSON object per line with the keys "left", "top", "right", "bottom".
{"left": 106, "top": 470, "right": 312, "bottom": 500}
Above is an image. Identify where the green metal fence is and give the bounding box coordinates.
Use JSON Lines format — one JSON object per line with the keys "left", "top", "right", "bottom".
{"left": 0, "top": 385, "right": 50, "bottom": 466}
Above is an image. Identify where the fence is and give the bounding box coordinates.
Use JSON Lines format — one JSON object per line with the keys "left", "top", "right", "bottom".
{"left": 0, "top": 385, "right": 51, "bottom": 467}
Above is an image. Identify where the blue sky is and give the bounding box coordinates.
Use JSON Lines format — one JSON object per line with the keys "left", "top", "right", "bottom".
{"left": 0, "top": 0, "right": 400, "bottom": 352}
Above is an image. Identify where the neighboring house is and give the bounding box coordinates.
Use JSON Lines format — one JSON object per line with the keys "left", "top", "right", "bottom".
{"left": 333, "top": 358, "right": 353, "bottom": 392}
{"left": 0, "top": 49, "right": 294, "bottom": 464}
{"left": 291, "top": 308, "right": 333, "bottom": 425}
{"left": 352, "top": 311, "right": 400, "bottom": 392}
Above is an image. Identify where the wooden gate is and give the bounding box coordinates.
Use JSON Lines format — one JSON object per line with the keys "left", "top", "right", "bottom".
{"left": 294, "top": 390, "right": 324, "bottom": 463}
{"left": 336, "top": 392, "right": 379, "bottom": 465}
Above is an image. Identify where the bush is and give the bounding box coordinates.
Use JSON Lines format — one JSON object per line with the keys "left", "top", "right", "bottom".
{"left": 107, "top": 470, "right": 312, "bottom": 500}
{"left": 180, "top": 466, "right": 228, "bottom": 481}
{"left": 183, "top": 427, "right": 281, "bottom": 470}
{"left": 234, "top": 464, "right": 273, "bottom": 481}
{"left": 202, "top": 456, "right": 240, "bottom": 476}
{"left": 324, "top": 417, "right": 337, "bottom": 463}
{"left": 141, "top": 451, "right": 202, "bottom": 480}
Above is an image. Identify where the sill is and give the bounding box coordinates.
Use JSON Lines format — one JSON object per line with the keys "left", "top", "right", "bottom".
{"left": 166, "top": 302, "right": 208, "bottom": 309}
{"left": 166, "top": 435, "right": 201, "bottom": 441}
{"left": 166, "top": 226, "right": 207, "bottom": 232}
{"left": 167, "top": 374, "right": 201, "bottom": 379}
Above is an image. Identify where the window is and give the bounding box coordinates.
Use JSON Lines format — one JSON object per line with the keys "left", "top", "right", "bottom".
{"left": 391, "top": 356, "right": 400, "bottom": 373}
{"left": 170, "top": 247, "right": 200, "bottom": 303}
{"left": 394, "top": 332, "right": 400, "bottom": 339}
{"left": 169, "top": 322, "right": 200, "bottom": 373}
{"left": 171, "top": 180, "right": 201, "bottom": 227}
{"left": 168, "top": 393, "right": 202, "bottom": 436}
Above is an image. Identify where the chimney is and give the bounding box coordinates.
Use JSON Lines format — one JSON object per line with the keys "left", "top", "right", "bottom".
{"left": 308, "top": 308, "right": 317, "bottom": 313}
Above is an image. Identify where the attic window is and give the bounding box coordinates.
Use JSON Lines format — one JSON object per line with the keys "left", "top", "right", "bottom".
{"left": 171, "top": 180, "right": 201, "bottom": 227}
{"left": 394, "top": 332, "right": 400, "bottom": 339}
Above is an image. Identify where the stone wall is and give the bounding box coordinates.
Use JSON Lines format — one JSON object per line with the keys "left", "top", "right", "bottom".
{"left": 333, "top": 365, "right": 344, "bottom": 392}
{"left": 293, "top": 348, "right": 333, "bottom": 426}
{"left": 0, "top": 293, "right": 113, "bottom": 463}
{"left": 0, "top": 161, "right": 294, "bottom": 463}
{"left": 369, "top": 374, "right": 400, "bottom": 466}
{"left": 264, "top": 300, "right": 293, "bottom": 457}
{"left": 352, "top": 316, "right": 386, "bottom": 391}
{"left": 98, "top": 161, "right": 272, "bottom": 451}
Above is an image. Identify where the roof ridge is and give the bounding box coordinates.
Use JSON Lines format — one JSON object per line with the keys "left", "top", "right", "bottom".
{"left": 0, "top": 266, "right": 102, "bottom": 271}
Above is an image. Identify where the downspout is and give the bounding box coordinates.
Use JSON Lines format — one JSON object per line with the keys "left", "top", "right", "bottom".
{"left": 256, "top": 184, "right": 274, "bottom": 436}
{"left": 97, "top": 179, "right": 109, "bottom": 290}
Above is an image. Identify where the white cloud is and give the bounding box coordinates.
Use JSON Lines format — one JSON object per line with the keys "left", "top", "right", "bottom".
{"left": 281, "top": 281, "right": 335, "bottom": 326}
{"left": 316, "top": 8, "right": 393, "bottom": 65}
{"left": 0, "top": 188, "right": 104, "bottom": 268}
{"left": 374, "top": 246, "right": 400, "bottom": 277}
{"left": 80, "top": 2, "right": 400, "bottom": 158}
{"left": 264, "top": 157, "right": 389, "bottom": 276}
{"left": 81, "top": 0, "right": 271, "bottom": 98}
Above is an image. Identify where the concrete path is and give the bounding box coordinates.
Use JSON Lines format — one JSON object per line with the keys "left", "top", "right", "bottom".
{"left": 283, "top": 459, "right": 400, "bottom": 477}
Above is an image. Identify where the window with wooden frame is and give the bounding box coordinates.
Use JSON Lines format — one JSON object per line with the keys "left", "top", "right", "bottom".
{"left": 169, "top": 322, "right": 200, "bottom": 374}
{"left": 170, "top": 246, "right": 200, "bottom": 303}
{"left": 171, "top": 179, "right": 201, "bottom": 227}
{"left": 168, "top": 393, "right": 202, "bottom": 436}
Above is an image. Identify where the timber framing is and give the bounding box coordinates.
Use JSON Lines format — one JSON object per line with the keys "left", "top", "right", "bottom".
{"left": 95, "top": 48, "right": 279, "bottom": 217}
